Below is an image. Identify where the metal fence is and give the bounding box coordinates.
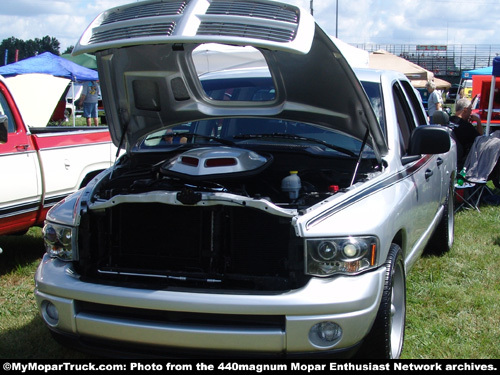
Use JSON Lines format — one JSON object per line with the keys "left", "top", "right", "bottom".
{"left": 353, "top": 43, "right": 500, "bottom": 79}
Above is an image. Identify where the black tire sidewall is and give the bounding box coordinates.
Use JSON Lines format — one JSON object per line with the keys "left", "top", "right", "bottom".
{"left": 356, "top": 244, "right": 406, "bottom": 359}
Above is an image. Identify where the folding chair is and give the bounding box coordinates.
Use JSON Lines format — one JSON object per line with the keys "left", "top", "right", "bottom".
{"left": 455, "top": 131, "right": 500, "bottom": 212}
{"left": 455, "top": 180, "right": 494, "bottom": 212}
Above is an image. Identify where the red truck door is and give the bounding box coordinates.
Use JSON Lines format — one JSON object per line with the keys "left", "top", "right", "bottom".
{"left": 0, "top": 80, "right": 42, "bottom": 235}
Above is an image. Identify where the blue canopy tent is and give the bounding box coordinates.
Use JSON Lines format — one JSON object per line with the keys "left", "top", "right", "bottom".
{"left": 462, "top": 66, "right": 492, "bottom": 79}
{"left": 0, "top": 52, "right": 98, "bottom": 126}
{"left": 0, "top": 51, "right": 98, "bottom": 81}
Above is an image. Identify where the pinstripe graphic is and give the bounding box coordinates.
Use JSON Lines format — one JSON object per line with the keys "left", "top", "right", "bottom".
{"left": 0, "top": 194, "right": 68, "bottom": 219}
{"left": 306, "top": 155, "right": 433, "bottom": 230}
{"left": 0, "top": 201, "right": 40, "bottom": 218}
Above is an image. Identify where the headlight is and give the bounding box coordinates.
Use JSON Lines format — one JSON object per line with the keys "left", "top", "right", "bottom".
{"left": 43, "top": 222, "right": 76, "bottom": 261}
{"left": 306, "top": 236, "right": 378, "bottom": 276}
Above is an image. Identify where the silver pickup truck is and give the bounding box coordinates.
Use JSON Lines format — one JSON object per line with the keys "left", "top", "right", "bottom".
{"left": 34, "top": 0, "right": 456, "bottom": 358}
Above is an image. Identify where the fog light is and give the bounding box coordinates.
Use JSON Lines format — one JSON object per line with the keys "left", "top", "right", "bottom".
{"left": 41, "top": 301, "right": 59, "bottom": 326}
{"left": 309, "top": 321, "right": 342, "bottom": 347}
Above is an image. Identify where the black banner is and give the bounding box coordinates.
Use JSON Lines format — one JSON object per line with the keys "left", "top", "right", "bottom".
{"left": 1, "top": 360, "right": 498, "bottom": 374}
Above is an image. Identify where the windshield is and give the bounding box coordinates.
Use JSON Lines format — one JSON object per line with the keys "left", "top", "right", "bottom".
{"left": 139, "top": 118, "right": 373, "bottom": 157}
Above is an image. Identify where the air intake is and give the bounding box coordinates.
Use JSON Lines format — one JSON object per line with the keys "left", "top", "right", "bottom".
{"left": 89, "top": 23, "right": 176, "bottom": 44}
{"left": 197, "top": 22, "right": 296, "bottom": 43}
{"left": 101, "top": 1, "right": 187, "bottom": 25}
{"left": 206, "top": 1, "right": 299, "bottom": 23}
{"left": 73, "top": 0, "right": 314, "bottom": 55}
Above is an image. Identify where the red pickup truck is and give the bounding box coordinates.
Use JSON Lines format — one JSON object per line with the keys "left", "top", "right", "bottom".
{"left": 472, "top": 75, "right": 500, "bottom": 132}
{"left": 0, "top": 75, "right": 116, "bottom": 236}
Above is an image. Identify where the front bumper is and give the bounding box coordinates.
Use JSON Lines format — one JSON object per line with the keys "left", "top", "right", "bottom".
{"left": 34, "top": 254, "right": 385, "bottom": 357}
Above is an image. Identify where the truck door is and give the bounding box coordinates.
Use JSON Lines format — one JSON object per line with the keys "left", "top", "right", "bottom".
{"left": 392, "top": 81, "right": 442, "bottom": 246}
{"left": 401, "top": 79, "right": 448, "bottom": 206}
{"left": 0, "top": 81, "right": 42, "bottom": 235}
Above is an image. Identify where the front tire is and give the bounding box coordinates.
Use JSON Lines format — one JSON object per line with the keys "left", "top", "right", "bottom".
{"left": 357, "top": 244, "right": 406, "bottom": 359}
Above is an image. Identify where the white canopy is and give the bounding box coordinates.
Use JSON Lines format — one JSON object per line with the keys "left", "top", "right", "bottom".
{"left": 369, "top": 50, "right": 450, "bottom": 89}
{"left": 4, "top": 73, "right": 70, "bottom": 127}
{"left": 330, "top": 37, "right": 369, "bottom": 68}
{"left": 192, "top": 38, "right": 369, "bottom": 75}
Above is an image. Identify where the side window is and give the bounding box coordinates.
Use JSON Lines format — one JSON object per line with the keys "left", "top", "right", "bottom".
{"left": 0, "top": 89, "right": 16, "bottom": 133}
{"left": 392, "top": 82, "right": 416, "bottom": 155}
{"left": 361, "top": 81, "right": 386, "bottom": 136}
{"left": 400, "top": 80, "right": 427, "bottom": 126}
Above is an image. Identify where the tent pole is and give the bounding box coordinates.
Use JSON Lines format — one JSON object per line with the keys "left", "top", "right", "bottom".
{"left": 72, "top": 82, "right": 76, "bottom": 127}
{"left": 486, "top": 57, "right": 500, "bottom": 137}
{"left": 485, "top": 75, "right": 496, "bottom": 136}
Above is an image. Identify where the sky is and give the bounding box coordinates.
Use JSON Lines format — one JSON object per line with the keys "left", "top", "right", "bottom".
{"left": 0, "top": 0, "right": 499, "bottom": 53}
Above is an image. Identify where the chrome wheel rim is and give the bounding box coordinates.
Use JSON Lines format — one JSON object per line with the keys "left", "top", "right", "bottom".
{"left": 390, "top": 260, "right": 405, "bottom": 359}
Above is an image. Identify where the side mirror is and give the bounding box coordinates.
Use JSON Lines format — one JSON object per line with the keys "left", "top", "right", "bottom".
{"left": 408, "top": 125, "right": 451, "bottom": 155}
{"left": 0, "top": 114, "right": 8, "bottom": 144}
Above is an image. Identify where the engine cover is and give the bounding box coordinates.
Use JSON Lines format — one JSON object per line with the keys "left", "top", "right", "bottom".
{"left": 161, "top": 147, "right": 272, "bottom": 179}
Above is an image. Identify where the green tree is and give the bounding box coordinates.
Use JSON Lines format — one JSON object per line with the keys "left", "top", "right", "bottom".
{"left": 63, "top": 46, "right": 75, "bottom": 55}
{"left": 0, "top": 35, "right": 61, "bottom": 65}
{"left": 36, "top": 36, "right": 60, "bottom": 55}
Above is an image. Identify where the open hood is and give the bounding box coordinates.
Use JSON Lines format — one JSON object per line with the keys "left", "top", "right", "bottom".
{"left": 4, "top": 74, "right": 70, "bottom": 128}
{"left": 73, "top": 0, "right": 387, "bottom": 158}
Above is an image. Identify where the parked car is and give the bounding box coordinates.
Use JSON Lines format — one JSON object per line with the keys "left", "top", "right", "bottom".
{"left": 34, "top": 0, "right": 456, "bottom": 359}
{"left": 0, "top": 75, "right": 116, "bottom": 236}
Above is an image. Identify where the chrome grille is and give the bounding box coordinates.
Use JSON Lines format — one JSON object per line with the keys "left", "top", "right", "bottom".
{"left": 78, "top": 203, "right": 306, "bottom": 291}
{"left": 207, "top": 0, "right": 299, "bottom": 23}
{"left": 101, "top": 1, "right": 187, "bottom": 25}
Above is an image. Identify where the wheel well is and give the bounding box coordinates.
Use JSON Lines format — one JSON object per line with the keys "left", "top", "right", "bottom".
{"left": 391, "top": 230, "right": 405, "bottom": 257}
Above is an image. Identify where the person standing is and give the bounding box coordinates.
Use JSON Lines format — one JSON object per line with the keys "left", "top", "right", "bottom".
{"left": 78, "top": 81, "right": 101, "bottom": 126}
{"left": 426, "top": 80, "right": 443, "bottom": 119}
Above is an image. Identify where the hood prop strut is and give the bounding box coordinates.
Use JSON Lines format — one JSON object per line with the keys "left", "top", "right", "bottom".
{"left": 350, "top": 129, "right": 370, "bottom": 187}
{"left": 110, "top": 108, "right": 131, "bottom": 179}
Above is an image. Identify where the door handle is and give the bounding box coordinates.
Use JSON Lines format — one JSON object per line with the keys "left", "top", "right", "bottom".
{"left": 425, "top": 169, "right": 433, "bottom": 180}
{"left": 436, "top": 157, "right": 443, "bottom": 166}
{"left": 15, "top": 144, "right": 29, "bottom": 151}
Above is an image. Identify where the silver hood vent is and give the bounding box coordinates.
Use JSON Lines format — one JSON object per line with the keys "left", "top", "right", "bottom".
{"left": 73, "top": 0, "right": 387, "bottom": 160}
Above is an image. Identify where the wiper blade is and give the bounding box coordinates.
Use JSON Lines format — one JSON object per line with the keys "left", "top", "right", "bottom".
{"left": 233, "top": 133, "right": 357, "bottom": 157}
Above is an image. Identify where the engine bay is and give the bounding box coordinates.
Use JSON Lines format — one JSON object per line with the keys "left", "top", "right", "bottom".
{"left": 91, "top": 143, "right": 381, "bottom": 211}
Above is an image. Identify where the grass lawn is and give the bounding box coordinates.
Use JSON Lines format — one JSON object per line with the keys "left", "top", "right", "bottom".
{"left": 403, "top": 202, "right": 500, "bottom": 358}
{"left": 1, "top": 187, "right": 499, "bottom": 359}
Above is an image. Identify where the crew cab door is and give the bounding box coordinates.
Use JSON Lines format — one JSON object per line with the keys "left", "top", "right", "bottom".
{"left": 393, "top": 80, "right": 443, "bottom": 245}
{"left": 0, "top": 80, "right": 42, "bottom": 235}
